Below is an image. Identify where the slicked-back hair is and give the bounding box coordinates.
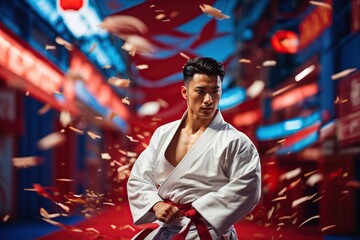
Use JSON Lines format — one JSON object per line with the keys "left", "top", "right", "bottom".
{"left": 183, "top": 57, "right": 225, "bottom": 86}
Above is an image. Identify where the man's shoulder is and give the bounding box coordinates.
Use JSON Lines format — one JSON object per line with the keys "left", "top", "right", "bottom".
{"left": 220, "top": 122, "right": 253, "bottom": 143}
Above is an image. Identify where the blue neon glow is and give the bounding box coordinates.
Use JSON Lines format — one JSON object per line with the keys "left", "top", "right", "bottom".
{"left": 276, "top": 131, "right": 318, "bottom": 155}
{"left": 256, "top": 110, "right": 321, "bottom": 140}
{"left": 219, "top": 86, "right": 247, "bottom": 110}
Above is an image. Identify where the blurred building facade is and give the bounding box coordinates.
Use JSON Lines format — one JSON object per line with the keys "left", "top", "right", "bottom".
{"left": 0, "top": 0, "right": 359, "bottom": 239}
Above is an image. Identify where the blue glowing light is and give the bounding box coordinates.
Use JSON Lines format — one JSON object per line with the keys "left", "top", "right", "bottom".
{"left": 256, "top": 110, "right": 321, "bottom": 140}
{"left": 276, "top": 131, "right": 318, "bottom": 155}
{"left": 219, "top": 86, "right": 247, "bottom": 110}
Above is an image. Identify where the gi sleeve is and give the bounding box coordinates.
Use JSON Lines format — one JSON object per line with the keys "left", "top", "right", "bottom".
{"left": 127, "top": 128, "right": 163, "bottom": 225}
{"left": 192, "top": 137, "right": 261, "bottom": 237}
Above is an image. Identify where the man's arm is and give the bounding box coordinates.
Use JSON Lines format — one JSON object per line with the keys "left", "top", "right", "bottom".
{"left": 192, "top": 140, "right": 261, "bottom": 236}
{"left": 127, "top": 130, "right": 164, "bottom": 225}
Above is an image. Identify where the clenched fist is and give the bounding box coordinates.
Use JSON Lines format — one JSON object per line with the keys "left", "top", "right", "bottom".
{"left": 152, "top": 202, "right": 183, "bottom": 223}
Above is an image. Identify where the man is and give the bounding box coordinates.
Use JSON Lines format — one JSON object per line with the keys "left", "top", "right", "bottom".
{"left": 127, "top": 57, "right": 261, "bottom": 239}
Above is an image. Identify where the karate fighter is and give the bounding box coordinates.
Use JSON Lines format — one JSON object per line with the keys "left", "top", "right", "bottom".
{"left": 127, "top": 57, "right": 261, "bottom": 239}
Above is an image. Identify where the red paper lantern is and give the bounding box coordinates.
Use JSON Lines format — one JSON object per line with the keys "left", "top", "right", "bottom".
{"left": 271, "top": 30, "right": 299, "bottom": 54}
{"left": 59, "top": 0, "right": 84, "bottom": 11}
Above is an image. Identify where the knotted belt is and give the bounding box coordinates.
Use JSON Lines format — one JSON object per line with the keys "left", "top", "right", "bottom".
{"left": 134, "top": 201, "right": 212, "bottom": 240}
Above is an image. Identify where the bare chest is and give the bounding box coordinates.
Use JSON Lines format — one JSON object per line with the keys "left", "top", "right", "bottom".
{"left": 165, "top": 129, "right": 202, "bottom": 167}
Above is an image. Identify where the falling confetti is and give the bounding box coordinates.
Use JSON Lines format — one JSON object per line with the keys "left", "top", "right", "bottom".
{"left": 267, "top": 206, "right": 275, "bottom": 219}
{"left": 55, "top": 36, "right": 74, "bottom": 51}
{"left": 86, "top": 227, "right": 100, "bottom": 234}
{"left": 136, "top": 64, "right": 149, "bottom": 70}
{"left": 87, "top": 42, "right": 97, "bottom": 53}
{"left": 87, "top": 131, "right": 101, "bottom": 140}
{"left": 118, "top": 224, "right": 136, "bottom": 231}
{"left": 122, "top": 97, "right": 130, "bottom": 105}
{"left": 100, "top": 15, "right": 148, "bottom": 36}
{"left": 37, "top": 132, "right": 66, "bottom": 150}
{"left": 102, "top": 64, "right": 111, "bottom": 69}
{"left": 331, "top": 68, "right": 357, "bottom": 80}
{"left": 126, "top": 135, "right": 139, "bottom": 142}
{"left": 60, "top": 111, "right": 72, "bottom": 127}
{"left": 103, "top": 202, "right": 115, "bottom": 206}
{"left": 108, "top": 111, "right": 117, "bottom": 121}
{"left": 55, "top": 178, "right": 74, "bottom": 182}
{"left": 346, "top": 180, "right": 360, "bottom": 188}
{"left": 56, "top": 202, "right": 70, "bottom": 213}
{"left": 272, "top": 196, "right": 287, "bottom": 202}
{"left": 306, "top": 173, "right": 323, "bottom": 186}
{"left": 292, "top": 193, "right": 317, "bottom": 208}
{"left": 101, "top": 153, "right": 111, "bottom": 160}
{"left": 277, "top": 187, "right": 287, "bottom": 196}
{"left": 304, "top": 170, "right": 317, "bottom": 177}
{"left": 40, "top": 208, "right": 62, "bottom": 219}
{"left": 199, "top": 4, "right": 230, "bottom": 20}
{"left": 262, "top": 60, "right": 277, "bottom": 67}
{"left": 298, "top": 215, "right": 320, "bottom": 227}
{"left": 108, "top": 77, "right": 131, "bottom": 87}
{"left": 180, "top": 52, "right": 190, "bottom": 59}
{"left": 121, "top": 35, "right": 156, "bottom": 56}
{"left": 280, "top": 168, "right": 301, "bottom": 181}
{"left": 309, "top": 1, "right": 332, "bottom": 9}
{"left": 68, "top": 126, "right": 84, "bottom": 135}
{"left": 12, "top": 156, "right": 45, "bottom": 168}
{"left": 155, "top": 13, "right": 166, "bottom": 20}
{"left": 37, "top": 104, "right": 52, "bottom": 115}
{"left": 239, "top": 58, "right": 251, "bottom": 63}
{"left": 138, "top": 101, "right": 161, "bottom": 117}
{"left": 321, "top": 224, "right": 336, "bottom": 232}
{"left": 45, "top": 45, "right": 56, "bottom": 50}
{"left": 3, "top": 214, "right": 10, "bottom": 222}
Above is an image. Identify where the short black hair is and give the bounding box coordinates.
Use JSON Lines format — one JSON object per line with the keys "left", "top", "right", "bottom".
{"left": 183, "top": 57, "right": 225, "bottom": 85}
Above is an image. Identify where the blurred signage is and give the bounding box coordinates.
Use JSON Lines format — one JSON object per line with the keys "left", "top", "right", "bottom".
{"left": 272, "top": 83, "right": 318, "bottom": 111}
{"left": 0, "top": 87, "right": 22, "bottom": 134}
{"left": 0, "top": 29, "right": 63, "bottom": 94}
{"left": 0, "top": 89, "right": 15, "bottom": 122}
{"left": 299, "top": 0, "right": 332, "bottom": 49}
{"left": 337, "top": 71, "right": 360, "bottom": 145}
{"left": 352, "top": 0, "right": 360, "bottom": 32}
{"left": 70, "top": 50, "right": 130, "bottom": 123}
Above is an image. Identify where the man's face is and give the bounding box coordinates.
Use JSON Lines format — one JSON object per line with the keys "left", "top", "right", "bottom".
{"left": 182, "top": 73, "right": 222, "bottom": 119}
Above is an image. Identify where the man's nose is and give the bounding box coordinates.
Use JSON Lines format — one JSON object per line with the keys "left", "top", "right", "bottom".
{"left": 204, "top": 93, "right": 213, "bottom": 104}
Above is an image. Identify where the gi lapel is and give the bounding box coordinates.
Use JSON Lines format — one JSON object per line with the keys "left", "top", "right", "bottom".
{"left": 158, "top": 110, "right": 224, "bottom": 197}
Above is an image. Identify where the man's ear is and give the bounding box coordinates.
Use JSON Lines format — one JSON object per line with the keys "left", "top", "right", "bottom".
{"left": 181, "top": 85, "right": 187, "bottom": 100}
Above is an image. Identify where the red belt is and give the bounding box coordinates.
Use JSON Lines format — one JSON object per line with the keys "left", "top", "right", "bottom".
{"left": 134, "top": 202, "right": 212, "bottom": 240}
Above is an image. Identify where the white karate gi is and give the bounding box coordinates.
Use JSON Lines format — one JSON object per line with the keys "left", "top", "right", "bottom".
{"left": 127, "top": 110, "right": 261, "bottom": 239}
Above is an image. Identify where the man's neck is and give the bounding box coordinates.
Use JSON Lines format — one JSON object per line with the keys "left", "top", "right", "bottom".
{"left": 183, "top": 110, "right": 216, "bottom": 134}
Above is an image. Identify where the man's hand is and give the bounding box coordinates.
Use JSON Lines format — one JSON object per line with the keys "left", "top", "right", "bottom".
{"left": 152, "top": 202, "right": 183, "bottom": 223}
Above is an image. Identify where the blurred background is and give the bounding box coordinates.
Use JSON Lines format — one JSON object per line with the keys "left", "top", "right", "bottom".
{"left": 0, "top": 0, "right": 359, "bottom": 239}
